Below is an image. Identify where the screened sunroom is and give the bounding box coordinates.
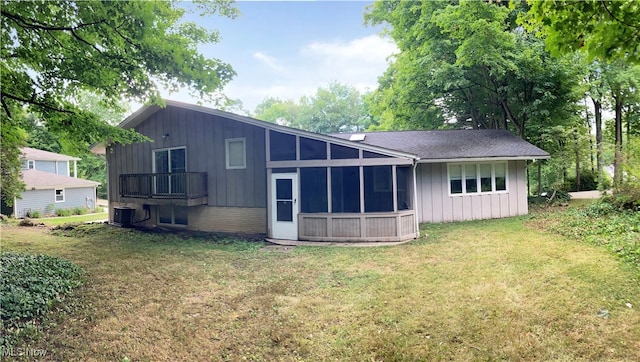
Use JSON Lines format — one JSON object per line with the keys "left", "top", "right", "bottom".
{"left": 266, "top": 130, "right": 419, "bottom": 242}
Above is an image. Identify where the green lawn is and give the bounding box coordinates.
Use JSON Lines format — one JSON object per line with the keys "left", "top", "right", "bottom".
{"left": 1, "top": 213, "right": 639, "bottom": 361}
{"left": 36, "top": 212, "right": 108, "bottom": 226}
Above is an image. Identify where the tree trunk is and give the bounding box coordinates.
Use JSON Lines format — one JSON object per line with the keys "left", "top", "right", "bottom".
{"left": 574, "top": 128, "right": 581, "bottom": 191}
{"left": 592, "top": 97, "right": 603, "bottom": 176}
{"left": 613, "top": 95, "right": 623, "bottom": 187}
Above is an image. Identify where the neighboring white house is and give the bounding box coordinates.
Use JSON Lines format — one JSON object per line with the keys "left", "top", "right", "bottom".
{"left": 10, "top": 148, "right": 99, "bottom": 218}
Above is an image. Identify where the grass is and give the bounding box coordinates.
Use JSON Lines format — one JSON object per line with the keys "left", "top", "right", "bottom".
{"left": 1, "top": 213, "right": 639, "bottom": 361}
{"left": 16, "top": 212, "right": 108, "bottom": 226}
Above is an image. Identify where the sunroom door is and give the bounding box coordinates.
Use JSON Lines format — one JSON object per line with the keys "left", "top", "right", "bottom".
{"left": 153, "top": 147, "right": 186, "bottom": 196}
{"left": 271, "top": 173, "right": 298, "bottom": 240}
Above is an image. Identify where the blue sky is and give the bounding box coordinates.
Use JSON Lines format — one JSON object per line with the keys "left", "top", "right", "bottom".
{"left": 160, "top": 1, "right": 396, "bottom": 114}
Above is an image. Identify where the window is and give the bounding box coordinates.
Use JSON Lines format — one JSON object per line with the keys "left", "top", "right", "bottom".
{"left": 397, "top": 166, "right": 412, "bottom": 210}
{"left": 448, "top": 162, "right": 508, "bottom": 195}
{"left": 270, "top": 131, "right": 296, "bottom": 161}
{"left": 449, "top": 165, "right": 463, "bottom": 194}
{"left": 158, "top": 205, "right": 188, "bottom": 226}
{"left": 465, "top": 164, "right": 478, "bottom": 193}
{"left": 300, "top": 168, "right": 328, "bottom": 213}
{"left": 226, "top": 138, "right": 246, "bottom": 169}
{"left": 330, "top": 143, "right": 359, "bottom": 159}
{"left": 363, "top": 150, "right": 391, "bottom": 159}
{"left": 153, "top": 147, "right": 186, "bottom": 195}
{"left": 300, "top": 137, "right": 327, "bottom": 160}
{"left": 331, "top": 167, "right": 360, "bottom": 213}
{"left": 55, "top": 189, "right": 65, "bottom": 202}
{"left": 23, "top": 160, "right": 35, "bottom": 170}
{"left": 364, "top": 166, "right": 393, "bottom": 212}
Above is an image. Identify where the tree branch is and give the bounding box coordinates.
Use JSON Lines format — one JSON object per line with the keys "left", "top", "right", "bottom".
{"left": 599, "top": 1, "right": 640, "bottom": 31}
{"left": 1, "top": 10, "right": 106, "bottom": 32}
{"left": 1, "top": 93, "right": 75, "bottom": 116}
{"left": 1, "top": 97, "right": 12, "bottom": 118}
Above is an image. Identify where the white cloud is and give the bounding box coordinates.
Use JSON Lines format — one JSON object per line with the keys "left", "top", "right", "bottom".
{"left": 222, "top": 35, "right": 398, "bottom": 113}
{"left": 252, "top": 51, "right": 285, "bottom": 73}
{"left": 301, "top": 35, "right": 398, "bottom": 87}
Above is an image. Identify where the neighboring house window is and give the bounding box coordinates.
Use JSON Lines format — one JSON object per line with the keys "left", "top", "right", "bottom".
{"left": 448, "top": 162, "right": 508, "bottom": 195}
{"left": 225, "top": 138, "right": 246, "bottom": 169}
{"left": 22, "top": 160, "right": 35, "bottom": 170}
{"left": 55, "top": 189, "right": 65, "bottom": 202}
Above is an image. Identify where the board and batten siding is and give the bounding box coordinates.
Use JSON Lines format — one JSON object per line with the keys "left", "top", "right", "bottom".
{"left": 416, "top": 160, "right": 528, "bottom": 223}
{"left": 14, "top": 187, "right": 96, "bottom": 218}
{"left": 107, "top": 105, "right": 267, "bottom": 208}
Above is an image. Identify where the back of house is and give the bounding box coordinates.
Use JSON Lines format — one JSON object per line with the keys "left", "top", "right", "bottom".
{"left": 102, "top": 100, "right": 549, "bottom": 243}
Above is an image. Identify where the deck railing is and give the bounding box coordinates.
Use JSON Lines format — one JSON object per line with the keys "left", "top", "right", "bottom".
{"left": 120, "top": 172, "right": 207, "bottom": 199}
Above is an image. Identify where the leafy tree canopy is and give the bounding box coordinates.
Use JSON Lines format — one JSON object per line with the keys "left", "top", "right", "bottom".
{"left": 365, "top": 0, "right": 583, "bottom": 139}
{"left": 521, "top": 0, "right": 640, "bottom": 63}
{"left": 254, "top": 82, "right": 370, "bottom": 133}
{"left": 0, "top": 0, "right": 237, "bottom": 206}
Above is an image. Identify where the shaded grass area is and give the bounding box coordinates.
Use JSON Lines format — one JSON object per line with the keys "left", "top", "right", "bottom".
{"left": 1, "top": 219, "right": 639, "bottom": 361}
{"left": 530, "top": 199, "right": 640, "bottom": 272}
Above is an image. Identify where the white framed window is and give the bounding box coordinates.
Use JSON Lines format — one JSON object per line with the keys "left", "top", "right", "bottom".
{"left": 225, "top": 138, "right": 246, "bottom": 169}
{"left": 22, "top": 160, "right": 35, "bottom": 170}
{"left": 448, "top": 162, "right": 508, "bottom": 195}
{"left": 55, "top": 189, "right": 65, "bottom": 202}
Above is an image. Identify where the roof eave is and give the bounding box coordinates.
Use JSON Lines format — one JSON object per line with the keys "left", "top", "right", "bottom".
{"left": 417, "top": 155, "right": 550, "bottom": 164}
{"left": 120, "top": 99, "right": 419, "bottom": 161}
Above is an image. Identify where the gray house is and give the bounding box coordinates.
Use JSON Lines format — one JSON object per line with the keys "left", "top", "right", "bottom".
{"left": 101, "top": 100, "right": 548, "bottom": 243}
{"left": 11, "top": 148, "right": 100, "bottom": 218}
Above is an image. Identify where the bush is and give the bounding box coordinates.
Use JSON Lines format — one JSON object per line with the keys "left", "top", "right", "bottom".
{"left": 528, "top": 188, "right": 571, "bottom": 207}
{"left": 56, "top": 208, "right": 72, "bottom": 217}
{"left": 562, "top": 169, "right": 599, "bottom": 192}
{"left": 25, "top": 210, "right": 41, "bottom": 218}
{"left": 0, "top": 252, "right": 84, "bottom": 348}
{"left": 603, "top": 182, "right": 640, "bottom": 211}
{"left": 73, "top": 207, "right": 89, "bottom": 215}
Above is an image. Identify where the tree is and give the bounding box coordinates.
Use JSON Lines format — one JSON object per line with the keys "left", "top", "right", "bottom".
{"left": 601, "top": 61, "right": 640, "bottom": 186}
{"left": 365, "top": 0, "right": 582, "bottom": 139}
{"left": 253, "top": 82, "right": 370, "bottom": 133}
{"left": 253, "top": 97, "right": 301, "bottom": 125}
{"left": 295, "top": 82, "right": 370, "bottom": 133}
{"left": 521, "top": 0, "right": 640, "bottom": 64}
{"left": 1, "top": 0, "right": 237, "bottom": 206}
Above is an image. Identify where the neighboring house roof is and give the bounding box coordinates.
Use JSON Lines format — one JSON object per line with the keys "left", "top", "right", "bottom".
{"left": 332, "top": 129, "right": 550, "bottom": 162}
{"left": 22, "top": 169, "right": 99, "bottom": 190}
{"left": 20, "top": 147, "right": 80, "bottom": 161}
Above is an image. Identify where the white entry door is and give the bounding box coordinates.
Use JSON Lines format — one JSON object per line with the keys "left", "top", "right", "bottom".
{"left": 271, "top": 173, "right": 298, "bottom": 240}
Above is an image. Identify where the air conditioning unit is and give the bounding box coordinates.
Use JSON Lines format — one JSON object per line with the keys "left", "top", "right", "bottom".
{"left": 113, "top": 207, "right": 135, "bottom": 227}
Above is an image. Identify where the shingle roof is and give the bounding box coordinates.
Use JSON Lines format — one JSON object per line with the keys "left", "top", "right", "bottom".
{"left": 20, "top": 147, "right": 80, "bottom": 161}
{"left": 331, "top": 129, "right": 549, "bottom": 161}
{"left": 22, "top": 169, "right": 99, "bottom": 190}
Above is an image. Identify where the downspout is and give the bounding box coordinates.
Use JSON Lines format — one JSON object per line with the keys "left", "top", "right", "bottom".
{"left": 412, "top": 159, "right": 420, "bottom": 238}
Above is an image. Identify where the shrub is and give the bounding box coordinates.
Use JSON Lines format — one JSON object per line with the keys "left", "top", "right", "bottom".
{"left": 56, "top": 208, "right": 72, "bottom": 217}
{"left": 73, "top": 207, "right": 89, "bottom": 215}
{"left": 528, "top": 187, "right": 571, "bottom": 207}
{"left": 562, "top": 169, "right": 599, "bottom": 192}
{"left": 0, "top": 252, "right": 84, "bottom": 348}
{"left": 26, "top": 210, "right": 41, "bottom": 218}
{"left": 604, "top": 182, "right": 640, "bottom": 211}
{"left": 94, "top": 207, "right": 105, "bottom": 213}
